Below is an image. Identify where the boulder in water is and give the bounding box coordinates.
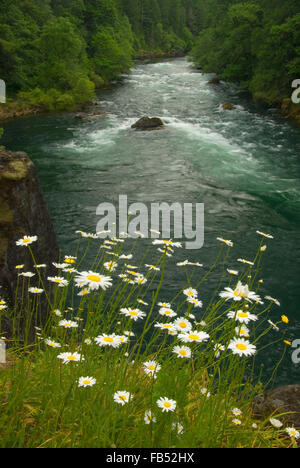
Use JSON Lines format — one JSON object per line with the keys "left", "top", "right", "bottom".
{"left": 131, "top": 116, "right": 164, "bottom": 130}
{"left": 222, "top": 102, "right": 235, "bottom": 111}
{"left": 209, "top": 77, "right": 221, "bottom": 85}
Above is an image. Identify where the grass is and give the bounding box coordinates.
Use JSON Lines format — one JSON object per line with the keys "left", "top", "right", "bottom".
{"left": 0, "top": 230, "right": 297, "bottom": 448}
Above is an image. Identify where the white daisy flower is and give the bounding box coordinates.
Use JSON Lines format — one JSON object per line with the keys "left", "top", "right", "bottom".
{"left": 227, "top": 310, "right": 258, "bottom": 325}
{"left": 227, "top": 269, "right": 239, "bottom": 276}
{"left": 47, "top": 277, "right": 69, "bottom": 287}
{"left": 200, "top": 388, "right": 211, "bottom": 398}
{"left": 235, "top": 325, "right": 250, "bottom": 338}
{"left": 217, "top": 237, "right": 233, "bottom": 247}
{"left": 214, "top": 343, "right": 225, "bottom": 357}
{"left": 237, "top": 258, "right": 254, "bottom": 266}
{"left": 153, "top": 239, "right": 182, "bottom": 248}
{"left": 119, "top": 254, "right": 133, "bottom": 260}
{"left": 183, "top": 287, "right": 198, "bottom": 298}
{"left": 144, "top": 410, "right": 156, "bottom": 424}
{"left": 120, "top": 308, "right": 146, "bottom": 321}
{"left": 52, "top": 262, "right": 68, "bottom": 269}
{"left": 78, "top": 376, "right": 96, "bottom": 388}
{"left": 84, "top": 338, "right": 92, "bottom": 345}
{"left": 77, "top": 288, "right": 90, "bottom": 296}
{"left": 187, "top": 297, "right": 203, "bottom": 308}
{"left": 232, "top": 419, "right": 242, "bottom": 426}
{"left": 157, "top": 397, "right": 177, "bottom": 413}
{"left": 134, "top": 275, "right": 147, "bottom": 285}
{"left": 228, "top": 338, "right": 256, "bottom": 357}
{"left": 95, "top": 334, "right": 122, "bottom": 348}
{"left": 58, "top": 320, "right": 78, "bottom": 329}
{"left": 286, "top": 427, "right": 300, "bottom": 439}
{"left": 232, "top": 408, "right": 242, "bottom": 417}
{"left": 173, "top": 317, "right": 193, "bottom": 332}
{"left": 172, "top": 345, "right": 192, "bottom": 359}
{"left": 220, "top": 281, "right": 262, "bottom": 303}
{"left": 143, "top": 360, "right": 161, "bottom": 377}
{"left": 268, "top": 320, "right": 280, "bottom": 332}
{"left": 158, "top": 302, "right": 171, "bottom": 308}
{"left": 172, "top": 422, "right": 184, "bottom": 434}
{"left": 19, "top": 272, "right": 35, "bottom": 278}
{"left": 15, "top": 264, "right": 24, "bottom": 270}
{"left": 104, "top": 261, "right": 118, "bottom": 272}
{"left": 74, "top": 271, "right": 112, "bottom": 291}
{"left": 113, "top": 391, "right": 131, "bottom": 405}
{"left": 159, "top": 307, "right": 177, "bottom": 318}
{"left": 45, "top": 338, "right": 61, "bottom": 348}
{"left": 265, "top": 296, "right": 280, "bottom": 307}
{"left": 178, "top": 330, "right": 210, "bottom": 344}
{"left": 256, "top": 231, "right": 274, "bottom": 239}
{"left": 16, "top": 236, "right": 38, "bottom": 247}
{"left": 145, "top": 264, "right": 160, "bottom": 271}
{"left": 28, "top": 287, "right": 44, "bottom": 294}
{"left": 137, "top": 299, "right": 148, "bottom": 306}
{"left": 155, "top": 323, "right": 177, "bottom": 335}
{"left": 34, "top": 264, "right": 47, "bottom": 269}
{"left": 57, "top": 352, "right": 84, "bottom": 364}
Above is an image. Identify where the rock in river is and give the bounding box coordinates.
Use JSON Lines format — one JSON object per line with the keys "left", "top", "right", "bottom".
{"left": 131, "top": 116, "right": 164, "bottom": 130}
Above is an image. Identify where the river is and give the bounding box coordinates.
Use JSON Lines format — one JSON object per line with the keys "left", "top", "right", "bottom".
{"left": 2, "top": 57, "right": 300, "bottom": 385}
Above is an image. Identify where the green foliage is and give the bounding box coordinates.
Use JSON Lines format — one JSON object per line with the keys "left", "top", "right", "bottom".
{"left": 0, "top": 0, "right": 199, "bottom": 111}
{"left": 191, "top": 0, "right": 300, "bottom": 105}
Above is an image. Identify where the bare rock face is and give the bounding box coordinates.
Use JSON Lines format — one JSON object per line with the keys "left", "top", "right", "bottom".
{"left": 131, "top": 116, "right": 164, "bottom": 130}
{"left": 0, "top": 149, "right": 59, "bottom": 333}
{"left": 253, "top": 385, "right": 300, "bottom": 428}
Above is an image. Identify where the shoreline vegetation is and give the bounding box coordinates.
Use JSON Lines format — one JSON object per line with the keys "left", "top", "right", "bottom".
{"left": 0, "top": 231, "right": 298, "bottom": 448}
{"left": 0, "top": 1, "right": 299, "bottom": 127}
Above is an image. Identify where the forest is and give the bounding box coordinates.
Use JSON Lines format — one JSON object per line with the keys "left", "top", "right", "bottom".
{"left": 0, "top": 0, "right": 299, "bottom": 111}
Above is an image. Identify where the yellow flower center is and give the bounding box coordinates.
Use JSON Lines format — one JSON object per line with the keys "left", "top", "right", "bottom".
{"left": 67, "top": 356, "right": 77, "bottom": 360}
{"left": 236, "top": 344, "right": 247, "bottom": 351}
{"left": 23, "top": 238, "right": 31, "bottom": 243}
{"left": 188, "top": 334, "right": 199, "bottom": 340}
{"left": 119, "top": 395, "right": 127, "bottom": 401}
{"left": 104, "top": 337, "right": 114, "bottom": 343}
{"left": 163, "top": 401, "right": 171, "bottom": 408}
{"left": 87, "top": 275, "right": 101, "bottom": 282}
{"left": 237, "top": 312, "right": 248, "bottom": 318}
{"left": 82, "top": 380, "right": 91, "bottom": 385}
{"left": 65, "top": 258, "right": 75, "bottom": 264}
{"left": 148, "top": 365, "right": 155, "bottom": 371}
{"left": 129, "top": 311, "right": 138, "bottom": 316}
{"left": 179, "top": 322, "right": 187, "bottom": 328}
{"left": 179, "top": 350, "right": 187, "bottom": 356}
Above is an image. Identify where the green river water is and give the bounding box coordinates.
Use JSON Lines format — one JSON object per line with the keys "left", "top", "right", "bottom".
{"left": 2, "top": 58, "right": 300, "bottom": 385}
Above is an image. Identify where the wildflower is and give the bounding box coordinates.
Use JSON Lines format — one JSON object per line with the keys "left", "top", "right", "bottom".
{"left": 16, "top": 235, "right": 38, "bottom": 247}
{"left": 268, "top": 320, "right": 279, "bottom": 331}
{"left": 237, "top": 258, "right": 254, "bottom": 266}
{"left": 220, "top": 281, "right": 262, "bottom": 303}
{"left": 137, "top": 299, "right": 148, "bottom": 306}
{"left": 84, "top": 338, "right": 92, "bottom": 345}
{"left": 228, "top": 338, "right": 256, "bottom": 357}
{"left": 155, "top": 323, "right": 177, "bottom": 335}
{"left": 232, "top": 419, "right": 242, "bottom": 426}
{"left": 265, "top": 296, "right": 280, "bottom": 307}
{"left": 63, "top": 268, "right": 77, "bottom": 274}
{"left": 235, "top": 325, "right": 250, "bottom": 338}
{"left": 57, "top": 352, "right": 84, "bottom": 364}
{"left": 19, "top": 272, "right": 35, "bottom": 278}
{"left": 135, "top": 275, "right": 148, "bottom": 285}
{"left": 0, "top": 304, "right": 7, "bottom": 310}
{"left": 95, "top": 334, "right": 122, "bottom": 348}
{"left": 144, "top": 410, "right": 156, "bottom": 424}
{"left": 158, "top": 248, "right": 173, "bottom": 257}
{"left": 227, "top": 310, "right": 258, "bottom": 325}
{"left": 104, "top": 261, "right": 118, "bottom": 272}
{"left": 78, "top": 288, "right": 90, "bottom": 296}
{"left": 15, "top": 265, "right": 24, "bottom": 270}
{"left": 124, "top": 331, "right": 135, "bottom": 337}
{"left": 183, "top": 287, "right": 198, "bottom": 298}
{"left": 48, "top": 276, "right": 69, "bottom": 287}
{"left": 200, "top": 388, "right": 211, "bottom": 398}
{"left": 214, "top": 344, "right": 225, "bottom": 357}
{"left": 172, "top": 422, "right": 184, "bottom": 434}
{"left": 187, "top": 297, "right": 203, "bottom": 308}
{"left": 157, "top": 397, "right": 177, "bottom": 413}
{"left": 227, "top": 269, "right": 239, "bottom": 276}
{"left": 177, "top": 260, "right": 203, "bottom": 267}
{"left": 145, "top": 264, "right": 160, "bottom": 271}
{"left": 260, "top": 245, "right": 267, "bottom": 252}
{"left": 172, "top": 345, "right": 192, "bottom": 358}
{"left": 52, "top": 262, "right": 68, "bottom": 269}
{"left": 232, "top": 408, "right": 242, "bottom": 417}
{"left": 76, "top": 231, "right": 98, "bottom": 239}
{"left": 53, "top": 309, "right": 62, "bottom": 317}
{"left": 113, "top": 391, "right": 131, "bottom": 405}
{"left": 153, "top": 240, "right": 182, "bottom": 248}
{"left": 28, "top": 287, "right": 44, "bottom": 294}
{"left": 45, "top": 338, "right": 61, "bottom": 348}
{"left": 158, "top": 302, "right": 171, "bottom": 308}
{"left": 120, "top": 308, "right": 146, "bottom": 321}
{"left": 74, "top": 271, "right": 112, "bottom": 291}
{"left": 159, "top": 307, "right": 177, "bottom": 318}
{"left": 256, "top": 231, "right": 274, "bottom": 239}
{"left": 281, "top": 315, "right": 289, "bottom": 324}
{"left": 58, "top": 319, "right": 78, "bottom": 329}
{"left": 284, "top": 340, "right": 292, "bottom": 346}
{"left": 173, "top": 317, "right": 193, "bottom": 332}
{"left": 143, "top": 360, "right": 161, "bottom": 377}
{"left": 269, "top": 418, "right": 283, "bottom": 429}
{"left": 64, "top": 256, "right": 77, "bottom": 264}
{"left": 217, "top": 237, "right": 233, "bottom": 247}
{"left": 285, "top": 427, "right": 300, "bottom": 439}
{"left": 78, "top": 376, "right": 96, "bottom": 388}
{"left": 119, "top": 254, "right": 133, "bottom": 260}
{"left": 34, "top": 264, "right": 46, "bottom": 269}
{"left": 178, "top": 330, "right": 210, "bottom": 344}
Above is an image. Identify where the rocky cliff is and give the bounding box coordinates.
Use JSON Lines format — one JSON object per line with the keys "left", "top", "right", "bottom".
{"left": 0, "top": 149, "right": 59, "bottom": 333}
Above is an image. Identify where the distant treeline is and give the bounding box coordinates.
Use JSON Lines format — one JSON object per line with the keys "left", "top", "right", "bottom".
{"left": 0, "top": 0, "right": 199, "bottom": 111}
{"left": 190, "top": 0, "right": 300, "bottom": 106}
